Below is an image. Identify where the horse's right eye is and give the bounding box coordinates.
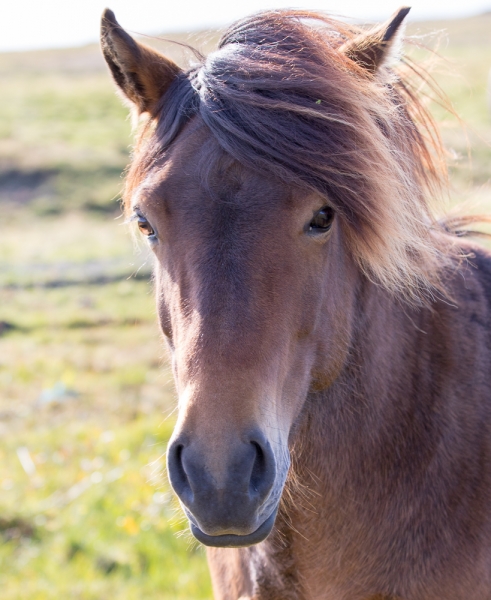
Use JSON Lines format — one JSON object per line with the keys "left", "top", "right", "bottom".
{"left": 137, "top": 217, "right": 156, "bottom": 238}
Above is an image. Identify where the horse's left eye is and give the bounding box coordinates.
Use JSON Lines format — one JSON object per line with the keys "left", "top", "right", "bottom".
{"left": 309, "top": 206, "right": 334, "bottom": 232}
{"left": 137, "top": 217, "right": 156, "bottom": 238}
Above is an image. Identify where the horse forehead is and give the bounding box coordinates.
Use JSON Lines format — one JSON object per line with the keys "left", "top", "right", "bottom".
{"left": 142, "top": 119, "right": 295, "bottom": 212}
{"left": 153, "top": 123, "right": 217, "bottom": 191}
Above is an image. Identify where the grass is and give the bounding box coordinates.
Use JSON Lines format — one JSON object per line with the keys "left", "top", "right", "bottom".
{"left": 0, "top": 30, "right": 220, "bottom": 215}
{"left": 407, "top": 14, "right": 491, "bottom": 206}
{"left": 1, "top": 12, "right": 490, "bottom": 599}
{"left": 0, "top": 72, "right": 130, "bottom": 215}
{"left": 0, "top": 415, "right": 211, "bottom": 599}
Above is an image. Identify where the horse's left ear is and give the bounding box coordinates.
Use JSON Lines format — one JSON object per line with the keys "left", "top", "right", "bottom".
{"left": 100, "top": 8, "right": 181, "bottom": 115}
{"left": 340, "top": 6, "right": 411, "bottom": 74}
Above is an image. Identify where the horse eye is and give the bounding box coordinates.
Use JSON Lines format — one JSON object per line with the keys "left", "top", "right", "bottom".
{"left": 137, "top": 217, "right": 155, "bottom": 238}
{"left": 309, "top": 206, "right": 334, "bottom": 232}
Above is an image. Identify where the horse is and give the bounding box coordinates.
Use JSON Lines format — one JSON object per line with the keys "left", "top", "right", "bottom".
{"left": 100, "top": 7, "right": 491, "bottom": 599}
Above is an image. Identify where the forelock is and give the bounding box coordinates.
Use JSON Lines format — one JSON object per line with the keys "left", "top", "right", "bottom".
{"left": 127, "top": 9, "right": 453, "bottom": 301}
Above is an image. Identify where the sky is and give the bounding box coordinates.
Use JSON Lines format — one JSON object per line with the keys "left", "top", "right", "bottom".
{"left": 0, "top": 0, "right": 490, "bottom": 53}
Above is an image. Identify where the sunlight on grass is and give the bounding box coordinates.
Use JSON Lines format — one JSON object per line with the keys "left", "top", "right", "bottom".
{"left": 0, "top": 416, "right": 212, "bottom": 599}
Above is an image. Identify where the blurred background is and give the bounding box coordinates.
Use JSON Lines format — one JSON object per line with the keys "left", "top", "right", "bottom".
{"left": 0, "top": 1, "right": 490, "bottom": 598}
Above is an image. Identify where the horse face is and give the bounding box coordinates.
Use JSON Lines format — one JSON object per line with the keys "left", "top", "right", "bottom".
{"left": 131, "top": 119, "right": 355, "bottom": 546}
{"left": 100, "top": 6, "right": 411, "bottom": 548}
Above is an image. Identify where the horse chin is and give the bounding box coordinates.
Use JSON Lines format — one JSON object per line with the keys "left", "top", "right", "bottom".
{"left": 189, "top": 508, "right": 278, "bottom": 548}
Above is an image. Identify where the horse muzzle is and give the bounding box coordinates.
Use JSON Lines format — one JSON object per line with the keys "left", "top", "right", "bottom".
{"left": 167, "top": 428, "right": 284, "bottom": 547}
{"left": 189, "top": 507, "right": 278, "bottom": 547}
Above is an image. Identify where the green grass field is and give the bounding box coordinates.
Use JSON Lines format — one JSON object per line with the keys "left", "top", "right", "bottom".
{"left": 0, "top": 12, "right": 490, "bottom": 599}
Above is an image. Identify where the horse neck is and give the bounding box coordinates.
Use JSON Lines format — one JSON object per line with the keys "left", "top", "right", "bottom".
{"left": 291, "top": 275, "right": 445, "bottom": 484}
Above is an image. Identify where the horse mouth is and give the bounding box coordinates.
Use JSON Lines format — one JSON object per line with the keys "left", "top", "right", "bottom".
{"left": 189, "top": 508, "right": 278, "bottom": 548}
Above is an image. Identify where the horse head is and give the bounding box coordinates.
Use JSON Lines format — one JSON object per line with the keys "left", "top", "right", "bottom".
{"left": 101, "top": 7, "right": 438, "bottom": 548}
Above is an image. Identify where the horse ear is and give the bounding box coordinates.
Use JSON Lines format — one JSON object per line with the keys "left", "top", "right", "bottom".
{"left": 340, "top": 6, "right": 411, "bottom": 74}
{"left": 100, "top": 8, "right": 181, "bottom": 114}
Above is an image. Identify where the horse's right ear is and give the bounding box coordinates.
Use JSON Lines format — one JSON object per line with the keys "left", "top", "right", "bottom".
{"left": 100, "top": 8, "right": 181, "bottom": 115}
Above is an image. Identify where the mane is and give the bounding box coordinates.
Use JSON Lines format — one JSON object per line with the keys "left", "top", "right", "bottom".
{"left": 126, "top": 9, "right": 459, "bottom": 299}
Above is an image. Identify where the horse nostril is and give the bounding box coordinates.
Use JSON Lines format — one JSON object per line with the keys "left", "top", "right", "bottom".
{"left": 167, "top": 441, "right": 193, "bottom": 503}
{"left": 250, "top": 441, "right": 265, "bottom": 492}
{"left": 168, "top": 430, "right": 277, "bottom": 518}
{"left": 249, "top": 438, "right": 276, "bottom": 499}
